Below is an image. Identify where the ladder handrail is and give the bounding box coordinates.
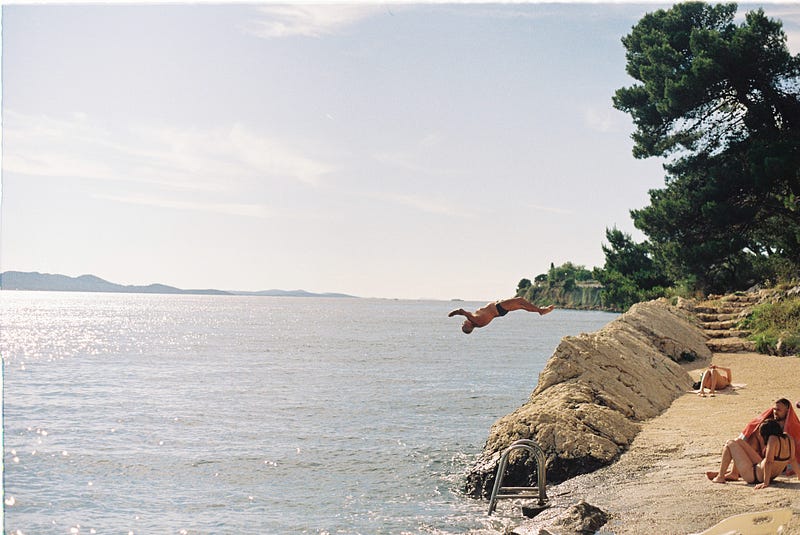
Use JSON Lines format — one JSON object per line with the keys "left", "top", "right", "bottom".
{"left": 487, "top": 438, "right": 548, "bottom": 515}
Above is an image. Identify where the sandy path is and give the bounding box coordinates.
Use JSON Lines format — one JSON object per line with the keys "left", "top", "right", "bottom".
{"left": 547, "top": 352, "right": 800, "bottom": 534}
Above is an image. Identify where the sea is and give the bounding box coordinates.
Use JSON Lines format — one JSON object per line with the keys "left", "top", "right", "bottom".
{"left": 2, "top": 291, "right": 618, "bottom": 535}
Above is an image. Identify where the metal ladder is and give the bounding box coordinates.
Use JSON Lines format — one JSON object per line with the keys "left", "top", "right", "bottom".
{"left": 487, "top": 438, "right": 549, "bottom": 515}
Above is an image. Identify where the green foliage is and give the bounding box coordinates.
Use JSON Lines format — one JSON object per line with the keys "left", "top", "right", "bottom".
{"left": 594, "top": 269, "right": 642, "bottom": 311}
{"left": 615, "top": 1, "right": 800, "bottom": 294}
{"left": 563, "top": 278, "right": 576, "bottom": 292}
{"left": 520, "top": 262, "right": 604, "bottom": 310}
{"left": 592, "top": 228, "right": 674, "bottom": 311}
{"left": 752, "top": 333, "right": 778, "bottom": 354}
{"left": 740, "top": 295, "right": 800, "bottom": 355}
{"left": 615, "top": 2, "right": 799, "bottom": 161}
{"left": 517, "top": 278, "right": 532, "bottom": 293}
{"left": 547, "top": 262, "right": 593, "bottom": 283}
{"left": 520, "top": 283, "right": 604, "bottom": 311}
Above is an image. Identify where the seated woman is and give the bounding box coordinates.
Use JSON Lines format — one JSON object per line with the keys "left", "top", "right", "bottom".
{"left": 709, "top": 419, "right": 796, "bottom": 489}
{"left": 694, "top": 364, "right": 732, "bottom": 397}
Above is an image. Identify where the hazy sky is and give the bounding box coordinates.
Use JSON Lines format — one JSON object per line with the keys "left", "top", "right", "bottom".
{"left": 2, "top": 2, "right": 799, "bottom": 300}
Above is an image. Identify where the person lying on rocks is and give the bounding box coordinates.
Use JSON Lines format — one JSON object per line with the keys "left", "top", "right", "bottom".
{"left": 448, "top": 297, "right": 554, "bottom": 334}
{"left": 706, "top": 398, "right": 800, "bottom": 481}
{"left": 694, "top": 364, "right": 732, "bottom": 397}
{"left": 709, "top": 419, "right": 796, "bottom": 489}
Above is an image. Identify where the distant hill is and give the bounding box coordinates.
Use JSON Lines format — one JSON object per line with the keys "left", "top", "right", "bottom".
{"left": 0, "top": 271, "right": 230, "bottom": 295}
{"left": 231, "top": 289, "right": 356, "bottom": 298}
{"left": 0, "top": 271, "right": 357, "bottom": 298}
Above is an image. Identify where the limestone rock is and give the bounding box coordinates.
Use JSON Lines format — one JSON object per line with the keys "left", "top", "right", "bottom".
{"left": 513, "top": 501, "right": 609, "bottom": 535}
{"left": 464, "top": 300, "right": 706, "bottom": 498}
{"left": 551, "top": 501, "right": 608, "bottom": 534}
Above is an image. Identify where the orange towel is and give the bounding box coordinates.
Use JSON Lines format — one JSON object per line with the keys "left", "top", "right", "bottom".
{"left": 741, "top": 404, "right": 800, "bottom": 467}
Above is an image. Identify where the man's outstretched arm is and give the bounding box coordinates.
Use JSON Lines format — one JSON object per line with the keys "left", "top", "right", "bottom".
{"left": 448, "top": 308, "right": 479, "bottom": 323}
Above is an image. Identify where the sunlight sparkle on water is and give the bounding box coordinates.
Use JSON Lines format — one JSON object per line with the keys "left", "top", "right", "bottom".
{"left": 3, "top": 293, "right": 619, "bottom": 533}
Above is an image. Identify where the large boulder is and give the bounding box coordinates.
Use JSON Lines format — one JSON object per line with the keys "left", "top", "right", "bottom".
{"left": 514, "top": 501, "right": 609, "bottom": 535}
{"left": 464, "top": 299, "right": 710, "bottom": 498}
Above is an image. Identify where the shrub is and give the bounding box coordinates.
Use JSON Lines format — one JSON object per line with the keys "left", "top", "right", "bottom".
{"left": 741, "top": 295, "right": 800, "bottom": 356}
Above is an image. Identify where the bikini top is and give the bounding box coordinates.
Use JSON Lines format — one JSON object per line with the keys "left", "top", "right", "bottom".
{"left": 773, "top": 435, "right": 794, "bottom": 462}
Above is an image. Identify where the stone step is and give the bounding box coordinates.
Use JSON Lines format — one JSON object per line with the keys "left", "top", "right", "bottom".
{"left": 719, "top": 295, "right": 760, "bottom": 304}
{"left": 704, "top": 329, "right": 751, "bottom": 339}
{"left": 694, "top": 305, "right": 745, "bottom": 315}
{"left": 696, "top": 312, "right": 739, "bottom": 322}
{"left": 706, "top": 338, "right": 756, "bottom": 353}
{"left": 701, "top": 320, "right": 739, "bottom": 330}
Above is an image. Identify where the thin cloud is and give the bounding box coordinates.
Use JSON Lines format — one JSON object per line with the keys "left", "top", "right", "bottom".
{"left": 372, "top": 133, "right": 462, "bottom": 177}
{"left": 243, "top": 5, "right": 380, "bottom": 38}
{"left": 372, "top": 151, "right": 461, "bottom": 178}
{"left": 366, "top": 191, "right": 463, "bottom": 216}
{"left": 389, "top": 193, "right": 458, "bottom": 216}
{"left": 93, "top": 193, "right": 272, "bottom": 219}
{"left": 3, "top": 111, "right": 332, "bottom": 190}
{"left": 3, "top": 112, "right": 124, "bottom": 183}
{"left": 770, "top": 8, "right": 800, "bottom": 55}
{"left": 525, "top": 203, "right": 575, "bottom": 216}
{"left": 788, "top": 30, "right": 800, "bottom": 54}
{"left": 583, "top": 106, "right": 626, "bottom": 134}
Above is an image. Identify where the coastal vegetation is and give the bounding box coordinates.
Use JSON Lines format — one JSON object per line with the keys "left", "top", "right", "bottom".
{"left": 517, "top": 263, "right": 605, "bottom": 310}
{"left": 474, "top": 5, "right": 799, "bottom": 527}
{"left": 523, "top": 2, "right": 800, "bottom": 314}
{"left": 613, "top": 2, "right": 799, "bottom": 295}
{"left": 739, "top": 291, "right": 800, "bottom": 355}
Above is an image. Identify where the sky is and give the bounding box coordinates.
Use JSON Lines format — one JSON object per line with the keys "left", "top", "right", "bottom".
{"left": 2, "top": 2, "right": 799, "bottom": 301}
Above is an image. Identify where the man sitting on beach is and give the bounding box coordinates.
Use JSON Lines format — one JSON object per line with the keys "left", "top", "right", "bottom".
{"left": 707, "top": 398, "right": 800, "bottom": 481}
{"left": 740, "top": 399, "right": 800, "bottom": 463}
{"left": 709, "top": 419, "right": 796, "bottom": 489}
{"left": 448, "top": 297, "right": 554, "bottom": 334}
{"left": 695, "top": 364, "right": 732, "bottom": 397}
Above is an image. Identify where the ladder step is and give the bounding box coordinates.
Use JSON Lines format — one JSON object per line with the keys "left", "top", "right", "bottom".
{"left": 488, "top": 439, "right": 549, "bottom": 516}
{"left": 495, "top": 493, "right": 542, "bottom": 499}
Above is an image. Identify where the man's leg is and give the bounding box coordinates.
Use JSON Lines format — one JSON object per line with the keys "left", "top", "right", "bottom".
{"left": 498, "top": 297, "right": 554, "bottom": 315}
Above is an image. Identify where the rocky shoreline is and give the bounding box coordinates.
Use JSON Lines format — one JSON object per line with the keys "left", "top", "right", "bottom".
{"left": 465, "top": 292, "right": 800, "bottom": 534}
{"left": 465, "top": 299, "right": 709, "bottom": 497}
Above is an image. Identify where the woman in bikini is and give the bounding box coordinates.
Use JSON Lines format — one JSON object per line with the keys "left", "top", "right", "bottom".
{"left": 695, "top": 364, "right": 732, "bottom": 397}
{"left": 709, "top": 419, "right": 796, "bottom": 489}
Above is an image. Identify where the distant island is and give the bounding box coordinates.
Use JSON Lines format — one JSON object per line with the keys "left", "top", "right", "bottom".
{"left": 0, "top": 271, "right": 357, "bottom": 298}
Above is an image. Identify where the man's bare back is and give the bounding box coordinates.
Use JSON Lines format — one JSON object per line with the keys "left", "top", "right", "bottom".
{"left": 448, "top": 297, "right": 554, "bottom": 334}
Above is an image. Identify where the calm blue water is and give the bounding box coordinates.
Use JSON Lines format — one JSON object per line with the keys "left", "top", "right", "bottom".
{"left": 2, "top": 291, "right": 617, "bottom": 534}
